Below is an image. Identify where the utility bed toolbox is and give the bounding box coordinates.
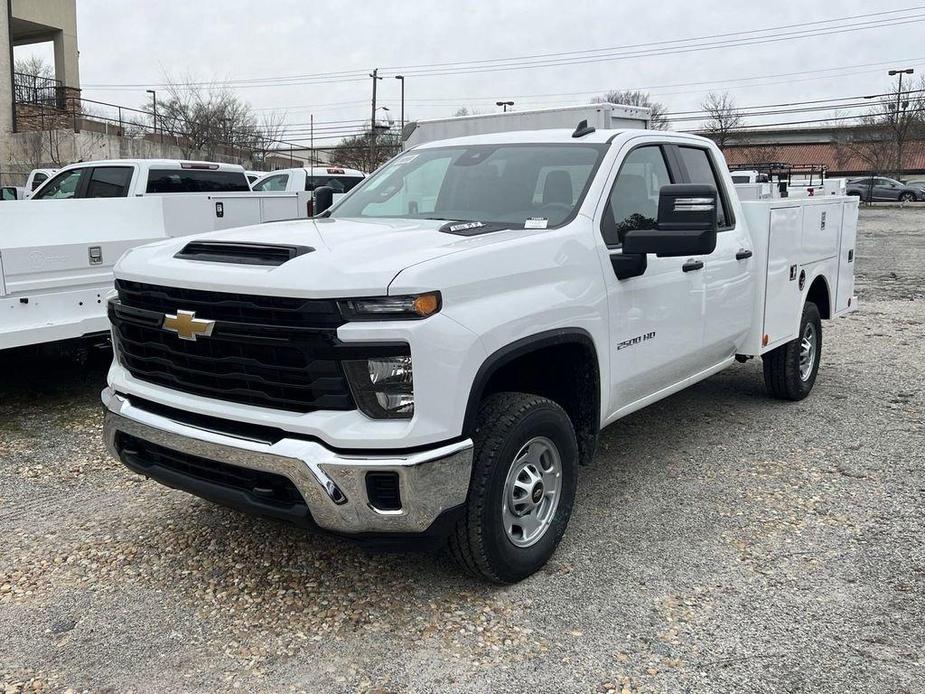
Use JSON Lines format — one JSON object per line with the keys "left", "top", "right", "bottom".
{"left": 738, "top": 196, "right": 859, "bottom": 356}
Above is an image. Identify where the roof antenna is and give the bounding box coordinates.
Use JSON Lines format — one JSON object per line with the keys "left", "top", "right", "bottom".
{"left": 572, "top": 119, "right": 596, "bottom": 138}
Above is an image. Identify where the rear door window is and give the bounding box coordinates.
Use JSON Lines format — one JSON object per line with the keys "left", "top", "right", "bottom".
{"left": 145, "top": 169, "right": 250, "bottom": 193}
{"left": 33, "top": 169, "right": 85, "bottom": 199}
{"left": 305, "top": 175, "right": 364, "bottom": 193}
{"left": 677, "top": 146, "right": 732, "bottom": 228}
{"left": 84, "top": 166, "right": 133, "bottom": 198}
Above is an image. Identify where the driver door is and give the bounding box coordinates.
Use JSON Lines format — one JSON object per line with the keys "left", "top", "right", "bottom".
{"left": 596, "top": 143, "right": 707, "bottom": 416}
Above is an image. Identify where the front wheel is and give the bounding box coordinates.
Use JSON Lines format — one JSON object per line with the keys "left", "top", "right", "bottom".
{"left": 762, "top": 301, "right": 822, "bottom": 400}
{"left": 900, "top": 192, "right": 916, "bottom": 203}
{"left": 448, "top": 393, "right": 578, "bottom": 583}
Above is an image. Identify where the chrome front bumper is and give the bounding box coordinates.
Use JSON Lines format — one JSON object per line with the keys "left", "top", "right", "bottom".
{"left": 101, "top": 389, "right": 474, "bottom": 535}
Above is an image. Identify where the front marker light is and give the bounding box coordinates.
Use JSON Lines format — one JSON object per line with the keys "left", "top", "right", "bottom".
{"left": 344, "top": 355, "right": 414, "bottom": 419}
{"left": 339, "top": 292, "right": 441, "bottom": 320}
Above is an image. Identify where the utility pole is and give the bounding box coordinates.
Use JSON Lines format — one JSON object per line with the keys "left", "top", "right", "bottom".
{"left": 146, "top": 89, "right": 157, "bottom": 140}
{"left": 310, "top": 114, "right": 314, "bottom": 170}
{"left": 370, "top": 68, "right": 382, "bottom": 171}
{"left": 395, "top": 75, "right": 405, "bottom": 131}
{"left": 888, "top": 68, "right": 914, "bottom": 176}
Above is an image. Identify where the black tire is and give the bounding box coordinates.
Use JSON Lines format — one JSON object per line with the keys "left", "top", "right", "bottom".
{"left": 900, "top": 192, "right": 916, "bottom": 203}
{"left": 448, "top": 392, "right": 578, "bottom": 583}
{"left": 762, "top": 301, "right": 822, "bottom": 400}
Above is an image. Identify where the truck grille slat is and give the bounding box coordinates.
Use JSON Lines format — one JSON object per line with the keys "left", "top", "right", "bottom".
{"left": 111, "top": 281, "right": 355, "bottom": 413}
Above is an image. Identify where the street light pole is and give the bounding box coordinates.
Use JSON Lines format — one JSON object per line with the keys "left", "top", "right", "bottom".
{"left": 496, "top": 100, "right": 514, "bottom": 112}
{"left": 888, "top": 68, "right": 914, "bottom": 175}
{"left": 146, "top": 89, "right": 157, "bottom": 140}
{"left": 370, "top": 68, "right": 383, "bottom": 170}
{"left": 395, "top": 75, "right": 405, "bottom": 131}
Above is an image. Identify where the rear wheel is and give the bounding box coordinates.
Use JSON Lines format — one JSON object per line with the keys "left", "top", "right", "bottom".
{"left": 762, "top": 301, "right": 822, "bottom": 400}
{"left": 448, "top": 393, "right": 578, "bottom": 583}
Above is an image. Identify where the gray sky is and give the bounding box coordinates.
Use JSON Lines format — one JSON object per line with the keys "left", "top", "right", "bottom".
{"left": 15, "top": 0, "right": 925, "bottom": 145}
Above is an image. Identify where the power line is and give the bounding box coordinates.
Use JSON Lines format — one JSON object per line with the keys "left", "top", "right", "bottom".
{"left": 83, "top": 7, "right": 925, "bottom": 90}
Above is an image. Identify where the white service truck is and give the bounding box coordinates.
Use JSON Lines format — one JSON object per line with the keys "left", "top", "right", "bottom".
{"left": 0, "top": 159, "right": 313, "bottom": 352}
{"left": 101, "top": 118, "right": 857, "bottom": 583}
{"left": 251, "top": 166, "right": 366, "bottom": 212}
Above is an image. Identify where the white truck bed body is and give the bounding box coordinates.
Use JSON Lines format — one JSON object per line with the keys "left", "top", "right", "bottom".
{"left": 0, "top": 192, "right": 311, "bottom": 350}
{"left": 402, "top": 104, "right": 650, "bottom": 149}
{"left": 739, "top": 196, "right": 858, "bottom": 356}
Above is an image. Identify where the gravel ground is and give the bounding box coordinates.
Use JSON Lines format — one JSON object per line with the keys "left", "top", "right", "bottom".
{"left": 1, "top": 206, "right": 923, "bottom": 694}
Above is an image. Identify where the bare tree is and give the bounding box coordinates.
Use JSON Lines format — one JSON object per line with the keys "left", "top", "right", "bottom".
{"left": 330, "top": 129, "right": 401, "bottom": 172}
{"left": 150, "top": 75, "right": 262, "bottom": 160}
{"left": 700, "top": 91, "right": 745, "bottom": 149}
{"left": 250, "top": 110, "right": 287, "bottom": 170}
{"left": 593, "top": 90, "right": 669, "bottom": 130}
{"left": 739, "top": 143, "right": 781, "bottom": 166}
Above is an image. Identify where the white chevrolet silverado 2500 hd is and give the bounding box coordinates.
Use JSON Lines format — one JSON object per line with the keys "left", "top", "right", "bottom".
{"left": 101, "top": 124, "right": 857, "bottom": 583}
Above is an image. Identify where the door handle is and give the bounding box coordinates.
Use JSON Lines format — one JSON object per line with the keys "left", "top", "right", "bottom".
{"left": 735, "top": 249, "right": 753, "bottom": 260}
{"left": 682, "top": 259, "right": 704, "bottom": 273}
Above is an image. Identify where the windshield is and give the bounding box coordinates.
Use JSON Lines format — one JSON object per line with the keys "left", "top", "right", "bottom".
{"left": 332, "top": 143, "right": 608, "bottom": 228}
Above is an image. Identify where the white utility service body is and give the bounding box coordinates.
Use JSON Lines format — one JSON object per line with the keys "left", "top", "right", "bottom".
{"left": 402, "top": 103, "right": 651, "bottom": 149}
{"left": 100, "top": 120, "right": 858, "bottom": 583}
{"left": 0, "top": 160, "right": 313, "bottom": 351}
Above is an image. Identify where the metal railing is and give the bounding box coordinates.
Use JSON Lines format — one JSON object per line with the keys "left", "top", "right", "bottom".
{"left": 13, "top": 72, "right": 66, "bottom": 108}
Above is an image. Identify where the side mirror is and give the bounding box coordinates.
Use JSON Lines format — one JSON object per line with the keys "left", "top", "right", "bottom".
{"left": 622, "top": 184, "right": 718, "bottom": 258}
{"left": 313, "top": 185, "right": 335, "bottom": 215}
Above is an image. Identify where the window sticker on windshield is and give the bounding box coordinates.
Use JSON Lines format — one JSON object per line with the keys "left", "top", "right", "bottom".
{"left": 524, "top": 217, "right": 548, "bottom": 229}
{"left": 394, "top": 154, "right": 419, "bottom": 166}
{"left": 447, "top": 221, "right": 486, "bottom": 233}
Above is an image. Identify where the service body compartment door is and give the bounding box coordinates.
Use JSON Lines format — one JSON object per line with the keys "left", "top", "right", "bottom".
{"left": 835, "top": 200, "right": 859, "bottom": 314}
{"left": 764, "top": 206, "right": 803, "bottom": 350}
{"left": 801, "top": 201, "right": 842, "bottom": 262}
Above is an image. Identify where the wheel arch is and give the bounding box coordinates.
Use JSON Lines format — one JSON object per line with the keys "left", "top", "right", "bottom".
{"left": 463, "top": 328, "right": 601, "bottom": 466}
{"left": 804, "top": 272, "right": 832, "bottom": 319}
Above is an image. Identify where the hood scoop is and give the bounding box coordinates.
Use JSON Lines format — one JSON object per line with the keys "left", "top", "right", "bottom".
{"left": 174, "top": 241, "right": 314, "bottom": 267}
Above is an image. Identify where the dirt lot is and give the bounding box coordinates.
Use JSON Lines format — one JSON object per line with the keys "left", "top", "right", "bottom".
{"left": 1, "top": 206, "right": 923, "bottom": 694}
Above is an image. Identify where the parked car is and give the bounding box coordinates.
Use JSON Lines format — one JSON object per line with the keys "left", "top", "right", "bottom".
{"left": 101, "top": 112, "right": 860, "bottom": 583}
{"left": 846, "top": 176, "right": 922, "bottom": 202}
{"left": 901, "top": 178, "right": 925, "bottom": 192}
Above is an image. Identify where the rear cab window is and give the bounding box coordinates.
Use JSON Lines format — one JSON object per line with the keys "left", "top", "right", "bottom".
{"left": 146, "top": 169, "right": 250, "bottom": 193}
{"left": 305, "top": 175, "right": 364, "bottom": 194}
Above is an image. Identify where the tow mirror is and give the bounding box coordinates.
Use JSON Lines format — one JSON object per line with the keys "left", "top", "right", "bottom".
{"left": 1, "top": 186, "right": 19, "bottom": 201}
{"left": 622, "top": 184, "right": 718, "bottom": 258}
{"left": 313, "top": 185, "right": 335, "bottom": 215}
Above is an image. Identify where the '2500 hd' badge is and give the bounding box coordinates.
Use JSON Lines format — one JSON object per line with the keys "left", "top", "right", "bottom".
{"left": 616, "top": 331, "right": 656, "bottom": 351}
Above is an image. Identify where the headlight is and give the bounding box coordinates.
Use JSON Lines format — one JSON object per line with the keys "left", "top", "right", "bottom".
{"left": 343, "top": 355, "right": 414, "bottom": 419}
{"left": 339, "top": 292, "right": 441, "bottom": 320}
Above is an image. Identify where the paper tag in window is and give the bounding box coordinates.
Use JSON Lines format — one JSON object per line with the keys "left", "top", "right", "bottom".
{"left": 394, "top": 154, "right": 419, "bottom": 166}
{"left": 524, "top": 217, "right": 548, "bottom": 229}
{"left": 447, "top": 221, "right": 486, "bottom": 232}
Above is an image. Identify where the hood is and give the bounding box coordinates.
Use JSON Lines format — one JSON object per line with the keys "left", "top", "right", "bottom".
{"left": 115, "top": 217, "right": 519, "bottom": 297}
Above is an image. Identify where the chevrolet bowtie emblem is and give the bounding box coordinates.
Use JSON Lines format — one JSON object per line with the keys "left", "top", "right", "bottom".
{"left": 162, "top": 310, "right": 216, "bottom": 341}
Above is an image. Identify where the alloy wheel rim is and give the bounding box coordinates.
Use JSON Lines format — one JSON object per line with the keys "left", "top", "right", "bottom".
{"left": 799, "top": 322, "right": 817, "bottom": 381}
{"left": 502, "top": 436, "right": 562, "bottom": 548}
